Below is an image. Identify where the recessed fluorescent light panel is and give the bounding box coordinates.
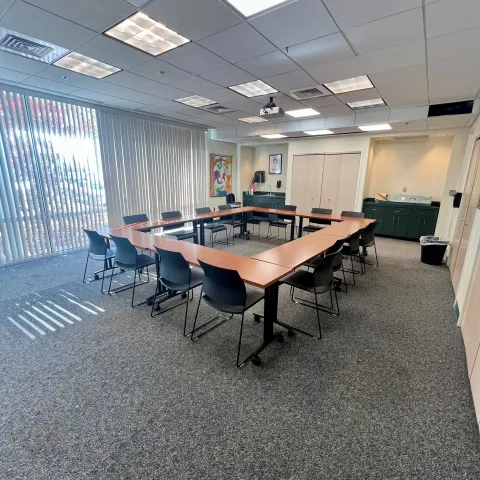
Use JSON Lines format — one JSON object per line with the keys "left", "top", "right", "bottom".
{"left": 285, "top": 108, "right": 320, "bottom": 118}
{"left": 54, "top": 52, "right": 120, "bottom": 79}
{"left": 105, "top": 12, "right": 189, "bottom": 56}
{"left": 304, "top": 130, "right": 334, "bottom": 136}
{"left": 175, "top": 95, "right": 217, "bottom": 107}
{"left": 229, "top": 80, "right": 277, "bottom": 98}
{"left": 347, "top": 98, "right": 385, "bottom": 110}
{"left": 239, "top": 116, "right": 269, "bottom": 123}
{"left": 0, "top": 27, "right": 69, "bottom": 63}
{"left": 324, "top": 75, "right": 374, "bottom": 94}
{"left": 260, "top": 134, "right": 287, "bottom": 139}
{"left": 358, "top": 124, "right": 392, "bottom": 132}
{"left": 225, "top": 0, "right": 289, "bottom": 17}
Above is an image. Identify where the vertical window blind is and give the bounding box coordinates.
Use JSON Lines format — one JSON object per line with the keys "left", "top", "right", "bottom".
{"left": 0, "top": 89, "right": 106, "bottom": 265}
{"left": 97, "top": 111, "right": 207, "bottom": 226}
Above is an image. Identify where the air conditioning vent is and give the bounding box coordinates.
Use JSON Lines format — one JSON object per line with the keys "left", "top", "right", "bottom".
{"left": 290, "top": 86, "right": 328, "bottom": 100}
{"left": 200, "top": 104, "right": 233, "bottom": 114}
{"left": 0, "top": 34, "right": 54, "bottom": 59}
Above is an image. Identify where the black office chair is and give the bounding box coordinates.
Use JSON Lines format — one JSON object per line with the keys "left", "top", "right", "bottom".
{"left": 192, "top": 260, "right": 265, "bottom": 368}
{"left": 82, "top": 229, "right": 116, "bottom": 293}
{"left": 280, "top": 247, "right": 340, "bottom": 340}
{"left": 226, "top": 193, "right": 235, "bottom": 204}
{"left": 151, "top": 247, "right": 204, "bottom": 336}
{"left": 247, "top": 203, "right": 270, "bottom": 239}
{"left": 303, "top": 207, "right": 332, "bottom": 234}
{"left": 360, "top": 222, "right": 379, "bottom": 267}
{"left": 342, "top": 230, "right": 365, "bottom": 285}
{"left": 123, "top": 213, "right": 149, "bottom": 225}
{"left": 341, "top": 210, "right": 365, "bottom": 218}
{"left": 305, "top": 239, "right": 348, "bottom": 293}
{"left": 195, "top": 207, "right": 229, "bottom": 247}
{"left": 161, "top": 211, "right": 198, "bottom": 242}
{"left": 267, "top": 205, "right": 297, "bottom": 242}
{"left": 108, "top": 235, "right": 155, "bottom": 307}
{"left": 218, "top": 204, "right": 247, "bottom": 243}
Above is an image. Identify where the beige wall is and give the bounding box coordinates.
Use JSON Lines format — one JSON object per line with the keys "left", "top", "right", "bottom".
{"left": 240, "top": 146, "right": 254, "bottom": 195}
{"left": 367, "top": 136, "right": 454, "bottom": 201}
{"left": 253, "top": 144, "right": 289, "bottom": 193}
{"left": 207, "top": 139, "right": 237, "bottom": 209}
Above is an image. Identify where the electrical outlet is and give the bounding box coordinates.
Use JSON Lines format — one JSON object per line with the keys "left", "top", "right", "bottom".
{"left": 403, "top": 187, "right": 407, "bottom": 192}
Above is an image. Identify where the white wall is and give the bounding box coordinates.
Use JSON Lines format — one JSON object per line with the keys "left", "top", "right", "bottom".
{"left": 367, "top": 136, "right": 453, "bottom": 201}
{"left": 240, "top": 146, "right": 254, "bottom": 195}
{"left": 252, "top": 144, "right": 289, "bottom": 193}
{"left": 207, "top": 139, "right": 237, "bottom": 209}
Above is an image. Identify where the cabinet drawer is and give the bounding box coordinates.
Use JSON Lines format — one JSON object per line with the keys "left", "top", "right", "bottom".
{"left": 416, "top": 208, "right": 436, "bottom": 218}
{"left": 386, "top": 206, "right": 411, "bottom": 216}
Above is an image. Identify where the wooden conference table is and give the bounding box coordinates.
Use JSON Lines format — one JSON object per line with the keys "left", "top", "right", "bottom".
{"left": 95, "top": 208, "right": 374, "bottom": 364}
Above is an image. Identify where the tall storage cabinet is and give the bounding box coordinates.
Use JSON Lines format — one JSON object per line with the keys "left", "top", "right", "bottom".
{"left": 290, "top": 153, "right": 361, "bottom": 214}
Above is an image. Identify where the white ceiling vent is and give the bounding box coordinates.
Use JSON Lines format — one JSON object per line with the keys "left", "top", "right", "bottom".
{"left": 290, "top": 86, "right": 329, "bottom": 100}
{"left": 200, "top": 104, "right": 233, "bottom": 114}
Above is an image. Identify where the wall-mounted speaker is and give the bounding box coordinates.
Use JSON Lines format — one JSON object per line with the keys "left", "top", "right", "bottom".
{"left": 276, "top": 180, "right": 281, "bottom": 188}
{"left": 254, "top": 171, "right": 265, "bottom": 183}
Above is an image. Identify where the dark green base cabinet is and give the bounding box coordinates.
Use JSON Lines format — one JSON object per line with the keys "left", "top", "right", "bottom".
{"left": 242, "top": 192, "right": 286, "bottom": 210}
{"left": 363, "top": 201, "right": 439, "bottom": 240}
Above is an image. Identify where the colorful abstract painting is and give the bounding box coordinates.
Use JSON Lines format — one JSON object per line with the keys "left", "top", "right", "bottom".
{"left": 210, "top": 154, "right": 233, "bottom": 197}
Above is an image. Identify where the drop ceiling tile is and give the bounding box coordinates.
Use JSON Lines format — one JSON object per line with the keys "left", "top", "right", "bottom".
{"left": 0, "top": 66, "right": 29, "bottom": 83}
{"left": 320, "top": 104, "right": 354, "bottom": 116}
{"left": 428, "top": 114, "right": 471, "bottom": 129}
{"left": 389, "top": 106, "right": 428, "bottom": 123}
{"left": 391, "top": 119, "right": 428, "bottom": 131}
{"left": 21, "top": 76, "right": 79, "bottom": 94}
{"left": 325, "top": 114, "right": 356, "bottom": 128}
{"left": 426, "top": 0, "right": 480, "bottom": 39}
{"left": 207, "top": 88, "right": 246, "bottom": 104}
{"left": 0, "top": 0, "right": 12, "bottom": 17}
{"left": 383, "top": 89, "right": 429, "bottom": 107}
{"left": 160, "top": 43, "right": 229, "bottom": 75}
{"left": 125, "top": 0, "right": 150, "bottom": 6}
{"left": 222, "top": 97, "right": 262, "bottom": 114}
{"left": 87, "top": 81, "right": 166, "bottom": 105}
{"left": 344, "top": 9, "right": 424, "bottom": 55}
{"left": 35, "top": 65, "right": 100, "bottom": 89}
{"left": 76, "top": 35, "right": 151, "bottom": 70}
{"left": 354, "top": 107, "right": 390, "bottom": 125}
{"left": 128, "top": 59, "right": 191, "bottom": 84}
{"left": 72, "top": 89, "right": 116, "bottom": 103}
{"left": 199, "top": 22, "right": 276, "bottom": 63}
{"left": 300, "top": 96, "right": 344, "bottom": 109}
{"left": 104, "top": 98, "right": 146, "bottom": 110}
{"left": 264, "top": 70, "right": 316, "bottom": 93}
{"left": 427, "top": 27, "right": 480, "bottom": 61}
{"left": 249, "top": 0, "right": 338, "bottom": 49}
{"left": 137, "top": 105, "right": 178, "bottom": 116}
{"left": 285, "top": 33, "right": 354, "bottom": 69}
{"left": 0, "top": 51, "right": 46, "bottom": 75}
{"left": 199, "top": 65, "right": 256, "bottom": 87}
{"left": 251, "top": 93, "right": 301, "bottom": 106}
{"left": 428, "top": 55, "right": 480, "bottom": 79}
{"left": 336, "top": 88, "right": 382, "bottom": 104}
{"left": 235, "top": 51, "right": 297, "bottom": 78}
{"left": 369, "top": 64, "right": 427, "bottom": 88}
{"left": 171, "top": 76, "right": 219, "bottom": 94}
{"left": 23, "top": 0, "right": 135, "bottom": 33}
{"left": 428, "top": 74, "right": 480, "bottom": 100}
{"left": 144, "top": 0, "right": 242, "bottom": 41}
{"left": 306, "top": 56, "right": 365, "bottom": 85}
{"left": 0, "top": 1, "right": 96, "bottom": 50}
{"left": 376, "top": 80, "right": 428, "bottom": 100}
{"left": 323, "top": 0, "right": 422, "bottom": 30}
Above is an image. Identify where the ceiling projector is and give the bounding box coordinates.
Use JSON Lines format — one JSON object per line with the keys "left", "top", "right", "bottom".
{"left": 260, "top": 97, "right": 285, "bottom": 119}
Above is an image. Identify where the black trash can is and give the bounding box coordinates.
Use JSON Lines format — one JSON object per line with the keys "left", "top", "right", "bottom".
{"left": 420, "top": 243, "right": 448, "bottom": 265}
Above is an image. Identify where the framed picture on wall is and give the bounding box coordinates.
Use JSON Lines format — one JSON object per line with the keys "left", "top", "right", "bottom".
{"left": 269, "top": 154, "right": 282, "bottom": 174}
{"left": 210, "top": 154, "right": 233, "bottom": 197}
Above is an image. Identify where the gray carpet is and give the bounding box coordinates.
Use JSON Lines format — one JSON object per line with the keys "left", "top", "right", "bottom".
{"left": 1, "top": 228, "right": 479, "bottom": 480}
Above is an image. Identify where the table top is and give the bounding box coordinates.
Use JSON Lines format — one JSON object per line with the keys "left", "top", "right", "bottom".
{"left": 320, "top": 218, "right": 374, "bottom": 237}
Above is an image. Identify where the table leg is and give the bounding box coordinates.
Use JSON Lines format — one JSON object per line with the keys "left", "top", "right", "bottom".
{"left": 195, "top": 221, "right": 203, "bottom": 245}
{"left": 241, "top": 212, "right": 247, "bottom": 235}
{"left": 263, "top": 282, "right": 278, "bottom": 342}
{"left": 290, "top": 216, "right": 296, "bottom": 242}
{"left": 298, "top": 217, "right": 304, "bottom": 237}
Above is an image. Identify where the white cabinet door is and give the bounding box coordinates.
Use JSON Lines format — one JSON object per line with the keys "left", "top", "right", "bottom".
{"left": 291, "top": 155, "right": 309, "bottom": 212}
{"left": 337, "top": 153, "right": 361, "bottom": 215}
{"left": 320, "top": 155, "right": 342, "bottom": 213}
{"left": 305, "top": 155, "right": 324, "bottom": 211}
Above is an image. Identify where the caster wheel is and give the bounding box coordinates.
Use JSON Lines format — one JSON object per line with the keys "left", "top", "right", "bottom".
{"left": 253, "top": 314, "right": 261, "bottom": 323}
{"left": 181, "top": 293, "right": 187, "bottom": 299}
{"left": 147, "top": 299, "right": 153, "bottom": 306}
{"left": 276, "top": 334, "right": 284, "bottom": 343}
{"left": 252, "top": 356, "right": 262, "bottom": 366}
{"left": 154, "top": 305, "right": 161, "bottom": 311}
{"left": 120, "top": 268, "right": 125, "bottom": 273}
{"left": 94, "top": 274, "right": 99, "bottom": 281}
{"left": 288, "top": 329, "right": 295, "bottom": 337}
{"left": 246, "top": 235, "right": 250, "bottom": 240}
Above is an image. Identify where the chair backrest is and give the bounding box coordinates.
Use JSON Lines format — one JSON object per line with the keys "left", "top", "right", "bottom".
{"left": 199, "top": 259, "right": 246, "bottom": 309}
{"left": 218, "top": 204, "right": 241, "bottom": 221}
{"left": 123, "top": 213, "right": 149, "bottom": 225}
{"left": 83, "top": 228, "right": 108, "bottom": 256}
{"left": 226, "top": 193, "right": 235, "bottom": 204}
{"left": 254, "top": 203, "right": 270, "bottom": 219}
{"left": 155, "top": 247, "right": 191, "bottom": 286}
{"left": 327, "top": 239, "right": 345, "bottom": 269}
{"left": 312, "top": 250, "right": 336, "bottom": 287}
{"left": 161, "top": 210, "right": 184, "bottom": 231}
{"left": 279, "top": 204, "right": 297, "bottom": 221}
{"left": 310, "top": 207, "right": 332, "bottom": 226}
{"left": 347, "top": 231, "right": 362, "bottom": 253}
{"left": 341, "top": 210, "right": 365, "bottom": 218}
{"left": 110, "top": 235, "right": 138, "bottom": 266}
{"left": 361, "top": 222, "right": 377, "bottom": 244}
{"left": 195, "top": 207, "right": 214, "bottom": 225}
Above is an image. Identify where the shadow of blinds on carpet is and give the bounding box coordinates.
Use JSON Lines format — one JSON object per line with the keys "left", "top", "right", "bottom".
{"left": 97, "top": 111, "right": 207, "bottom": 226}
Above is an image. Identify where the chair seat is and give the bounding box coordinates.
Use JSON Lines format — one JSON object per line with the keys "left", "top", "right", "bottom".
{"left": 202, "top": 288, "right": 264, "bottom": 314}
{"left": 160, "top": 269, "right": 204, "bottom": 292}
{"left": 116, "top": 253, "right": 155, "bottom": 270}
{"left": 205, "top": 224, "right": 227, "bottom": 233}
{"left": 281, "top": 270, "right": 331, "bottom": 294}
{"left": 221, "top": 219, "right": 243, "bottom": 226}
{"left": 171, "top": 230, "right": 198, "bottom": 241}
{"left": 270, "top": 220, "right": 290, "bottom": 228}
{"left": 305, "top": 255, "right": 342, "bottom": 272}
{"left": 89, "top": 248, "right": 115, "bottom": 261}
{"left": 360, "top": 239, "right": 374, "bottom": 247}
{"left": 249, "top": 216, "right": 268, "bottom": 223}
{"left": 343, "top": 245, "right": 359, "bottom": 256}
{"left": 303, "top": 225, "right": 326, "bottom": 233}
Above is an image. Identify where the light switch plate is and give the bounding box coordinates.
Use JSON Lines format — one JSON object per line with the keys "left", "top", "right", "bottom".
{"left": 449, "top": 190, "right": 457, "bottom": 196}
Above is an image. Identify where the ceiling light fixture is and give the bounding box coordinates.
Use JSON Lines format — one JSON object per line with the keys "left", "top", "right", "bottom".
{"left": 238, "top": 116, "right": 269, "bottom": 123}
{"left": 358, "top": 124, "right": 392, "bottom": 132}
{"left": 304, "top": 129, "right": 334, "bottom": 136}
{"left": 285, "top": 108, "right": 320, "bottom": 118}
{"left": 347, "top": 98, "right": 385, "bottom": 110}
{"left": 54, "top": 52, "right": 121, "bottom": 79}
{"left": 224, "top": 0, "right": 289, "bottom": 17}
{"left": 105, "top": 12, "right": 189, "bottom": 56}
{"left": 175, "top": 95, "right": 217, "bottom": 107}
{"left": 324, "top": 75, "right": 374, "bottom": 94}
{"left": 229, "top": 80, "right": 277, "bottom": 98}
{"left": 260, "top": 134, "right": 287, "bottom": 139}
